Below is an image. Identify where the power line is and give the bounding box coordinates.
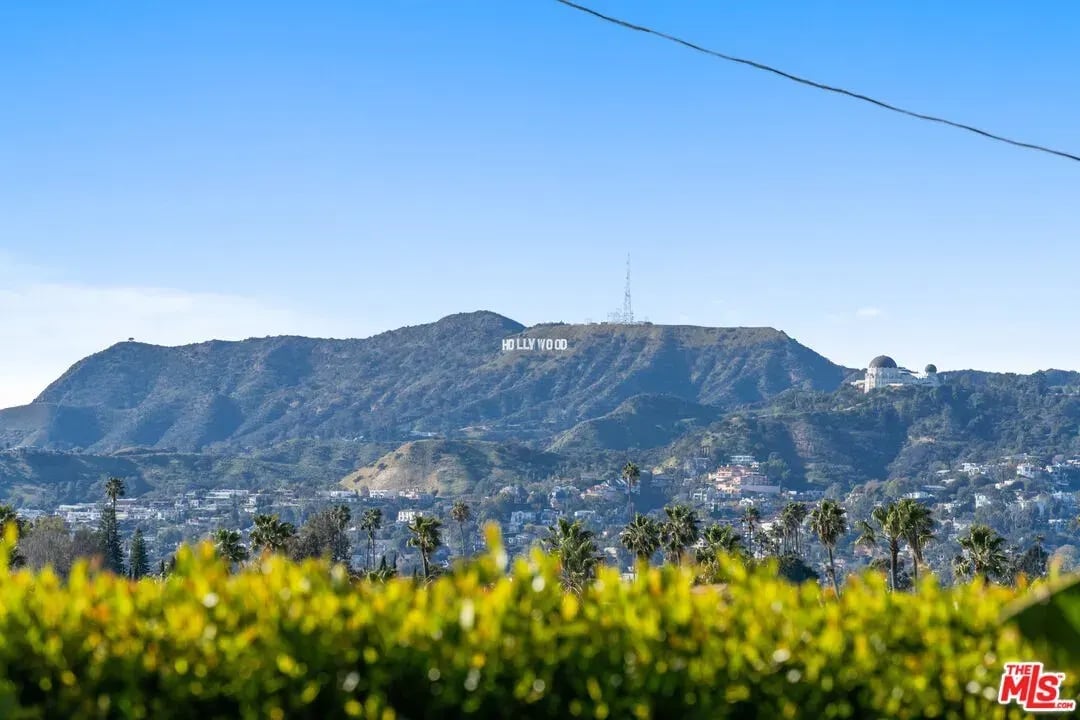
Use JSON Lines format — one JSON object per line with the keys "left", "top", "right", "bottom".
{"left": 553, "top": 0, "right": 1080, "bottom": 164}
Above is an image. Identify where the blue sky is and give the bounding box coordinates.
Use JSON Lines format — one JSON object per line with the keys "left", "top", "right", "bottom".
{"left": 2, "top": 1, "right": 1079, "bottom": 407}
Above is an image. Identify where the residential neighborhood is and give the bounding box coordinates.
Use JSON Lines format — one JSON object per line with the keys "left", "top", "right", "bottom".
{"left": 10, "top": 449, "right": 1079, "bottom": 579}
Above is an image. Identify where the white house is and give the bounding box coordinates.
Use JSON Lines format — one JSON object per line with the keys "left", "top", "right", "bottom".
{"left": 1016, "top": 463, "right": 1040, "bottom": 479}
{"left": 396, "top": 510, "right": 424, "bottom": 524}
{"left": 509, "top": 510, "right": 537, "bottom": 525}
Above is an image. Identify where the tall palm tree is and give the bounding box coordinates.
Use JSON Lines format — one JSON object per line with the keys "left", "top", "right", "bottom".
{"left": 212, "top": 528, "right": 250, "bottom": 568}
{"left": 620, "top": 514, "right": 661, "bottom": 566}
{"left": 621, "top": 461, "right": 641, "bottom": 520}
{"left": 543, "top": 518, "right": 601, "bottom": 592}
{"left": 104, "top": 477, "right": 126, "bottom": 509}
{"left": 450, "top": 500, "right": 472, "bottom": 558}
{"left": 331, "top": 505, "right": 351, "bottom": 531}
{"left": 100, "top": 479, "right": 126, "bottom": 575}
{"left": 662, "top": 504, "right": 700, "bottom": 566}
{"left": 780, "top": 502, "right": 809, "bottom": 556}
{"left": 855, "top": 502, "right": 905, "bottom": 592}
{"left": 762, "top": 523, "right": 783, "bottom": 557}
{"left": 741, "top": 506, "right": 762, "bottom": 557}
{"left": 809, "top": 499, "right": 847, "bottom": 596}
{"left": 250, "top": 514, "right": 297, "bottom": 554}
{"left": 955, "top": 524, "right": 1008, "bottom": 585}
{"left": 897, "top": 499, "right": 934, "bottom": 584}
{"left": 407, "top": 515, "right": 443, "bottom": 580}
{"left": 359, "top": 508, "right": 383, "bottom": 569}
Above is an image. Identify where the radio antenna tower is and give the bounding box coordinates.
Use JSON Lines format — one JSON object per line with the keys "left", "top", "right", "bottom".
{"left": 622, "top": 253, "right": 634, "bottom": 324}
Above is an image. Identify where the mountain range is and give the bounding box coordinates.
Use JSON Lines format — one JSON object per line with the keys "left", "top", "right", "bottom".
{"left": 1, "top": 311, "right": 1077, "bottom": 504}
{"left": 0, "top": 311, "right": 844, "bottom": 453}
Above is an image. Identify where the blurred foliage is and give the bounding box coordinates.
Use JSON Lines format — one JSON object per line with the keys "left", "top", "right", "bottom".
{"left": 1003, "top": 574, "right": 1080, "bottom": 670}
{"left": 0, "top": 523, "right": 1075, "bottom": 719}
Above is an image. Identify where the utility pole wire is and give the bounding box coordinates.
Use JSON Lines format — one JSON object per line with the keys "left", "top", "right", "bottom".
{"left": 554, "top": 0, "right": 1080, "bottom": 164}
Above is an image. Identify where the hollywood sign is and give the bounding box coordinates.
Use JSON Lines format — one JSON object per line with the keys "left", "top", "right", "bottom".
{"left": 502, "top": 337, "right": 569, "bottom": 352}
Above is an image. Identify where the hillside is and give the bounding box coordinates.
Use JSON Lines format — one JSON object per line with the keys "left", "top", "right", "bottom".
{"left": 547, "top": 393, "right": 723, "bottom": 454}
{"left": 657, "top": 371, "right": 1080, "bottom": 491}
{"left": 8, "top": 309, "right": 1079, "bottom": 505}
{"left": 339, "top": 440, "right": 563, "bottom": 496}
{"left": 0, "top": 312, "right": 845, "bottom": 453}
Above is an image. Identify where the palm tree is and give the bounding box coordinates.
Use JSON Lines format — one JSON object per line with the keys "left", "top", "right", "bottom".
{"left": 809, "top": 499, "right": 847, "bottom": 596}
{"left": 104, "top": 477, "right": 126, "bottom": 509}
{"left": 897, "top": 499, "right": 934, "bottom": 584}
{"left": 250, "top": 514, "right": 297, "bottom": 554}
{"left": 956, "top": 524, "right": 1008, "bottom": 585}
{"left": 620, "top": 514, "right": 661, "bottom": 566}
{"left": 450, "top": 501, "right": 472, "bottom": 558}
{"left": 359, "top": 508, "right": 383, "bottom": 569}
{"left": 212, "top": 528, "right": 250, "bottom": 568}
{"left": 696, "top": 523, "right": 746, "bottom": 582}
{"left": 407, "top": 515, "right": 443, "bottom": 580}
{"left": 951, "top": 553, "right": 971, "bottom": 583}
{"left": 331, "top": 505, "right": 351, "bottom": 531}
{"left": 100, "top": 480, "right": 126, "bottom": 575}
{"left": 543, "top": 518, "right": 601, "bottom": 592}
{"left": 855, "top": 502, "right": 905, "bottom": 592}
{"left": 697, "top": 523, "right": 745, "bottom": 559}
{"left": 621, "top": 461, "right": 641, "bottom": 520}
{"left": 741, "top": 506, "right": 762, "bottom": 557}
{"left": 662, "top": 504, "right": 700, "bottom": 566}
{"left": 780, "top": 502, "right": 809, "bottom": 556}
{"left": 762, "top": 523, "right": 784, "bottom": 557}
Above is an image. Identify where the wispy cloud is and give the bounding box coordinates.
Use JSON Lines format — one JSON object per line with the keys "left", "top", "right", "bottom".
{"left": 855, "top": 307, "right": 884, "bottom": 319}
{"left": 0, "top": 274, "right": 356, "bottom": 409}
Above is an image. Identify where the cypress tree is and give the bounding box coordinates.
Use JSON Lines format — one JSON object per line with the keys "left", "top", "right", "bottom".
{"left": 98, "top": 503, "right": 126, "bottom": 576}
{"left": 129, "top": 528, "right": 150, "bottom": 579}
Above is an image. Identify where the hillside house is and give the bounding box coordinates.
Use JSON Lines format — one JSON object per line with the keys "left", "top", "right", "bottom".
{"left": 396, "top": 510, "right": 424, "bottom": 524}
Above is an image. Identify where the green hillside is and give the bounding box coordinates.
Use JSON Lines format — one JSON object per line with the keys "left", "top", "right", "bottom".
{"left": 0, "top": 312, "right": 845, "bottom": 453}
{"left": 4, "top": 311, "right": 1079, "bottom": 504}
{"left": 658, "top": 371, "right": 1080, "bottom": 490}
{"left": 547, "top": 393, "right": 723, "bottom": 453}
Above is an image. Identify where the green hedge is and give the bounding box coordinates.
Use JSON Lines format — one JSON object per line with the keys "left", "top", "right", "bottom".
{"left": 0, "top": 526, "right": 1075, "bottom": 719}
